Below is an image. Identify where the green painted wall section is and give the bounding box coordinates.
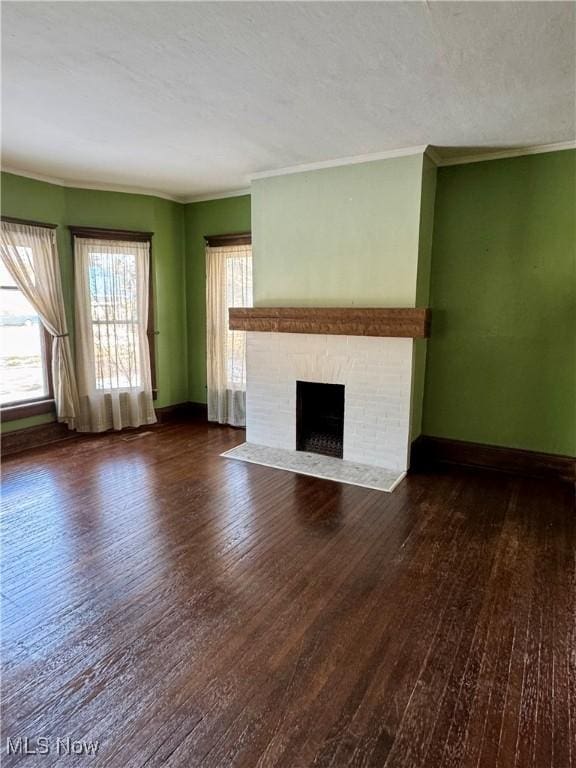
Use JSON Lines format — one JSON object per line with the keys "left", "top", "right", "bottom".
{"left": 2, "top": 413, "right": 57, "bottom": 433}
{"left": 423, "top": 150, "right": 576, "bottom": 456}
{"left": 415, "top": 155, "right": 437, "bottom": 308}
{"left": 1, "top": 172, "right": 188, "bottom": 432}
{"left": 252, "top": 155, "right": 424, "bottom": 307}
{"left": 411, "top": 154, "right": 437, "bottom": 440}
{"left": 184, "top": 196, "right": 251, "bottom": 404}
{"left": 3, "top": 150, "right": 573, "bottom": 457}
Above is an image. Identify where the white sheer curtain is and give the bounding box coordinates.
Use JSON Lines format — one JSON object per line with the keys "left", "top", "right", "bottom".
{"left": 206, "top": 243, "right": 252, "bottom": 427}
{"left": 0, "top": 221, "right": 80, "bottom": 428}
{"left": 74, "top": 237, "right": 156, "bottom": 432}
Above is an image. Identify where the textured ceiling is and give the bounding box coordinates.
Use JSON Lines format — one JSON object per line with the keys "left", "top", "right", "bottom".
{"left": 2, "top": 1, "right": 575, "bottom": 200}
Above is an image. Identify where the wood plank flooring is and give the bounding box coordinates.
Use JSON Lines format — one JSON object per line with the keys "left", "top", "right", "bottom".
{"left": 1, "top": 421, "right": 574, "bottom": 767}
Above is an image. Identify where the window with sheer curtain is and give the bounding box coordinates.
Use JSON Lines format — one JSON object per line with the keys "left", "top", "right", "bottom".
{"left": 206, "top": 241, "right": 252, "bottom": 427}
{"left": 74, "top": 232, "right": 156, "bottom": 432}
{"left": 0, "top": 219, "right": 79, "bottom": 427}
{"left": 0, "top": 258, "right": 52, "bottom": 408}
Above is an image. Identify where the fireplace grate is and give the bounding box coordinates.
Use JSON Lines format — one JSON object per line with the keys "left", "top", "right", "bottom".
{"left": 299, "top": 430, "right": 343, "bottom": 458}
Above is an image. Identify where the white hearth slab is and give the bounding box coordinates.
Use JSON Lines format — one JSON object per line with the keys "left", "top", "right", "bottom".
{"left": 221, "top": 442, "right": 405, "bottom": 493}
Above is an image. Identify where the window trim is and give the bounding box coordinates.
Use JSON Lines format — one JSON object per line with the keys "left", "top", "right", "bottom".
{"left": 1, "top": 215, "right": 58, "bottom": 230}
{"left": 204, "top": 232, "right": 251, "bottom": 248}
{"left": 1, "top": 394, "right": 55, "bottom": 421}
{"left": 69, "top": 226, "right": 157, "bottom": 397}
{"left": 0, "top": 223, "right": 56, "bottom": 421}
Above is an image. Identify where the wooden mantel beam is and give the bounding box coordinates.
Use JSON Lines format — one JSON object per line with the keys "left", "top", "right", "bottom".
{"left": 229, "top": 307, "right": 430, "bottom": 338}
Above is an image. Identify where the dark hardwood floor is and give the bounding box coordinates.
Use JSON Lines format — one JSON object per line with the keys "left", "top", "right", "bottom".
{"left": 1, "top": 421, "right": 574, "bottom": 767}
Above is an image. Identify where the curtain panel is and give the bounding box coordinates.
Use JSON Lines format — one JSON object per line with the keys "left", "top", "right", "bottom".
{"left": 0, "top": 221, "right": 80, "bottom": 428}
{"left": 74, "top": 237, "right": 156, "bottom": 432}
{"left": 206, "top": 243, "right": 252, "bottom": 427}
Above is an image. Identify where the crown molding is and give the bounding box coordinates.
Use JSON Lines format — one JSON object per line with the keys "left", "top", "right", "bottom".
{"left": 1, "top": 165, "right": 250, "bottom": 204}
{"left": 250, "top": 145, "right": 429, "bottom": 181}
{"left": 0, "top": 165, "right": 250, "bottom": 204}
{"left": 183, "top": 188, "right": 251, "bottom": 204}
{"left": 428, "top": 140, "right": 576, "bottom": 168}
{"left": 424, "top": 146, "right": 443, "bottom": 166}
{"left": 4, "top": 139, "right": 574, "bottom": 203}
{"left": 0, "top": 166, "right": 183, "bottom": 202}
{"left": 249, "top": 139, "right": 575, "bottom": 181}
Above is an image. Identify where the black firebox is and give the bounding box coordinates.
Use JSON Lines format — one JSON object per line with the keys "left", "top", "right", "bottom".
{"left": 296, "top": 381, "right": 345, "bottom": 459}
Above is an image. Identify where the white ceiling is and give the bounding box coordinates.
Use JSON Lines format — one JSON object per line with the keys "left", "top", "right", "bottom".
{"left": 2, "top": 2, "right": 575, "bottom": 201}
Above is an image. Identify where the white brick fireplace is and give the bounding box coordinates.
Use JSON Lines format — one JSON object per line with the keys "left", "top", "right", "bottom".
{"left": 223, "top": 307, "right": 429, "bottom": 490}
{"left": 245, "top": 332, "right": 413, "bottom": 472}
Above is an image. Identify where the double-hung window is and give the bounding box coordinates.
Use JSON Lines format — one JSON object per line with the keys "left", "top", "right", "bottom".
{"left": 0, "top": 241, "right": 53, "bottom": 419}
{"left": 72, "top": 228, "right": 156, "bottom": 432}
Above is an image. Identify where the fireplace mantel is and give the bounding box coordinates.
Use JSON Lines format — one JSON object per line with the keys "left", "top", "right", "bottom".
{"left": 229, "top": 307, "right": 430, "bottom": 338}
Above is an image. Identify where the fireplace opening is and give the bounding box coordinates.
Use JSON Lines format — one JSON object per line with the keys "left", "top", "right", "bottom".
{"left": 296, "top": 381, "right": 345, "bottom": 459}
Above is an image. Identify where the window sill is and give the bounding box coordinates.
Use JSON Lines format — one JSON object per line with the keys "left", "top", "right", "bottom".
{"left": 1, "top": 399, "right": 56, "bottom": 422}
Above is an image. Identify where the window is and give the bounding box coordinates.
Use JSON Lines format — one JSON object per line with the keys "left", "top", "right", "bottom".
{"left": 205, "top": 234, "right": 252, "bottom": 426}
{"left": 225, "top": 247, "right": 253, "bottom": 389}
{"left": 72, "top": 228, "right": 157, "bottom": 433}
{"left": 71, "top": 228, "right": 156, "bottom": 394}
{"left": 88, "top": 246, "right": 141, "bottom": 390}
{"left": 0, "top": 254, "right": 53, "bottom": 416}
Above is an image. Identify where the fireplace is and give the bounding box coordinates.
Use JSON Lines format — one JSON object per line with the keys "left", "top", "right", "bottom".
{"left": 237, "top": 309, "right": 430, "bottom": 474}
{"left": 296, "top": 381, "right": 345, "bottom": 458}
{"left": 245, "top": 332, "right": 413, "bottom": 471}
{"left": 227, "top": 306, "right": 428, "bottom": 490}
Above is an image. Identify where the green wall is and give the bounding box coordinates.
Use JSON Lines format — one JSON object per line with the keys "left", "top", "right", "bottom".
{"left": 423, "top": 150, "right": 576, "bottom": 456}
{"left": 3, "top": 150, "right": 574, "bottom": 457}
{"left": 411, "top": 154, "right": 438, "bottom": 440}
{"left": 252, "top": 154, "right": 424, "bottom": 307}
{"left": 184, "top": 196, "right": 251, "bottom": 404}
{"left": 1, "top": 172, "right": 188, "bottom": 431}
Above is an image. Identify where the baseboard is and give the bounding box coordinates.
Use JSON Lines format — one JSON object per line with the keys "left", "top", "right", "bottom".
{"left": 187, "top": 401, "right": 208, "bottom": 420}
{"left": 155, "top": 401, "right": 208, "bottom": 423}
{"left": 4, "top": 415, "right": 570, "bottom": 483}
{"left": 411, "top": 435, "right": 575, "bottom": 484}
{"left": 1, "top": 401, "right": 209, "bottom": 457}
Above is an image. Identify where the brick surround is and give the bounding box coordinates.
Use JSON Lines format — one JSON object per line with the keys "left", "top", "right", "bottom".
{"left": 246, "top": 332, "right": 413, "bottom": 472}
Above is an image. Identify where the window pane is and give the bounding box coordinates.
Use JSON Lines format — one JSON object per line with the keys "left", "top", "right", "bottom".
{"left": 225, "top": 253, "right": 252, "bottom": 389}
{"left": 0, "top": 247, "right": 34, "bottom": 287}
{"left": 88, "top": 251, "right": 137, "bottom": 322}
{"left": 92, "top": 322, "right": 140, "bottom": 389}
{"left": 0, "top": 260, "right": 17, "bottom": 288}
{"left": 0, "top": 288, "right": 47, "bottom": 404}
{"left": 87, "top": 248, "right": 141, "bottom": 390}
